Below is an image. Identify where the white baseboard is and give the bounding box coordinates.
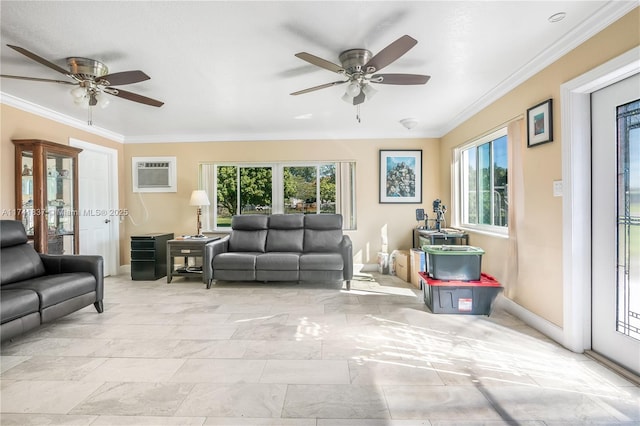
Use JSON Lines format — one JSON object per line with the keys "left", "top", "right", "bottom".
{"left": 359, "top": 263, "right": 377, "bottom": 272}
{"left": 496, "top": 295, "right": 566, "bottom": 349}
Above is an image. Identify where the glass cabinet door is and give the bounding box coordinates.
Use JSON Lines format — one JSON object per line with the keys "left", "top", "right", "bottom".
{"left": 45, "top": 151, "right": 75, "bottom": 254}
{"left": 19, "top": 151, "right": 35, "bottom": 238}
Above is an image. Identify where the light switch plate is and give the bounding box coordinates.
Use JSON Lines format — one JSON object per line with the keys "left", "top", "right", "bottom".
{"left": 553, "top": 180, "right": 563, "bottom": 197}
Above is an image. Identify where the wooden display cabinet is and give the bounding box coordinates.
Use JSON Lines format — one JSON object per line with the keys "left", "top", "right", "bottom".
{"left": 13, "top": 139, "right": 82, "bottom": 254}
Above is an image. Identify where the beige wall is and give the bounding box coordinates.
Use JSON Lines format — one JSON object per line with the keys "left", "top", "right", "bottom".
{"left": 122, "top": 138, "right": 441, "bottom": 265}
{"left": 0, "top": 103, "right": 127, "bottom": 252}
{"left": 439, "top": 8, "right": 640, "bottom": 327}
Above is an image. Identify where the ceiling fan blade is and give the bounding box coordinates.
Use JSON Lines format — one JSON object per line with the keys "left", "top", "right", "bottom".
{"left": 108, "top": 88, "right": 164, "bottom": 107}
{"left": 353, "top": 91, "right": 366, "bottom": 105}
{"left": 371, "top": 73, "right": 430, "bottom": 85}
{"left": 290, "top": 80, "right": 347, "bottom": 96}
{"left": 295, "top": 52, "right": 344, "bottom": 74}
{"left": 99, "top": 70, "right": 150, "bottom": 86}
{"left": 7, "top": 44, "right": 70, "bottom": 76}
{"left": 0, "top": 74, "right": 75, "bottom": 85}
{"left": 363, "top": 35, "right": 418, "bottom": 73}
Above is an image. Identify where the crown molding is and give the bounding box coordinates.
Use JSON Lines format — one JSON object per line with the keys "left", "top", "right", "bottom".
{"left": 437, "top": 1, "right": 638, "bottom": 137}
{"left": 123, "top": 128, "right": 442, "bottom": 144}
{"left": 1, "top": 92, "right": 125, "bottom": 143}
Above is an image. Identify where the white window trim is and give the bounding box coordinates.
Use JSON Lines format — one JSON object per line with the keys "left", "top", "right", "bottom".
{"left": 453, "top": 127, "right": 508, "bottom": 237}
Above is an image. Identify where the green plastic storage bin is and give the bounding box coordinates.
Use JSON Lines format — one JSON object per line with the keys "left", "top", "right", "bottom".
{"left": 422, "top": 245, "right": 485, "bottom": 281}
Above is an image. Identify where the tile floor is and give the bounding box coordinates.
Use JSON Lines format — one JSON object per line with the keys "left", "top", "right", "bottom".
{"left": 1, "top": 272, "right": 639, "bottom": 425}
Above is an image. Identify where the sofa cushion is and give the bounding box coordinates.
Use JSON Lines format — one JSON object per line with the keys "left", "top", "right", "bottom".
{"left": 229, "top": 215, "right": 268, "bottom": 252}
{"left": 303, "top": 214, "right": 344, "bottom": 253}
{"left": 0, "top": 289, "right": 40, "bottom": 324}
{"left": 304, "top": 229, "right": 344, "bottom": 253}
{"left": 304, "top": 214, "right": 342, "bottom": 230}
{"left": 229, "top": 230, "right": 267, "bottom": 252}
{"left": 231, "top": 215, "right": 269, "bottom": 230}
{"left": 213, "top": 252, "right": 258, "bottom": 270}
{"left": 1, "top": 220, "right": 29, "bottom": 248}
{"left": 266, "top": 214, "right": 304, "bottom": 252}
{"left": 269, "top": 214, "right": 304, "bottom": 229}
{"left": 3, "top": 273, "right": 96, "bottom": 309}
{"left": 267, "top": 229, "right": 304, "bottom": 252}
{"left": 256, "top": 252, "right": 300, "bottom": 271}
{"left": 1, "top": 243, "right": 46, "bottom": 286}
{"left": 300, "top": 253, "right": 344, "bottom": 271}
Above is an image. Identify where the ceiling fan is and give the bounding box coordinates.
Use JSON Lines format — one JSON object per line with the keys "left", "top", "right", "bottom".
{"left": 290, "top": 34, "right": 430, "bottom": 115}
{"left": 1, "top": 44, "right": 163, "bottom": 123}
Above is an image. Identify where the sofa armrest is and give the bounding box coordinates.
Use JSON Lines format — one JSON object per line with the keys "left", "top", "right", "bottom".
{"left": 39, "top": 254, "right": 104, "bottom": 301}
{"left": 206, "top": 235, "right": 230, "bottom": 272}
{"left": 340, "top": 235, "right": 353, "bottom": 280}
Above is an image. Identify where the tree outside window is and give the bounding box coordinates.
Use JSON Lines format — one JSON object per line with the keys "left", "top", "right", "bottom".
{"left": 215, "top": 163, "right": 340, "bottom": 228}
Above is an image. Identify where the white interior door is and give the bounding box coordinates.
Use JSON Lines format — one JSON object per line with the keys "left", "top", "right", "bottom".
{"left": 591, "top": 73, "right": 640, "bottom": 375}
{"left": 70, "top": 139, "right": 119, "bottom": 277}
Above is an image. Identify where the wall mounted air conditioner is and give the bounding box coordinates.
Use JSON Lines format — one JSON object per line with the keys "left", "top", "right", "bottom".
{"left": 132, "top": 156, "right": 177, "bottom": 193}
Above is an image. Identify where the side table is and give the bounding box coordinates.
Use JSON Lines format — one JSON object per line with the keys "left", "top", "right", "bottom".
{"left": 167, "top": 237, "right": 220, "bottom": 285}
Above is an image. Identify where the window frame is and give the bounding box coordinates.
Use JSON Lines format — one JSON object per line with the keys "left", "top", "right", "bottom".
{"left": 201, "top": 161, "right": 356, "bottom": 231}
{"left": 453, "top": 127, "right": 509, "bottom": 237}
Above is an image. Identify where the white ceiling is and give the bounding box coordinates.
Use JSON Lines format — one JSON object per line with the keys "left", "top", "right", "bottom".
{"left": 0, "top": 1, "right": 635, "bottom": 143}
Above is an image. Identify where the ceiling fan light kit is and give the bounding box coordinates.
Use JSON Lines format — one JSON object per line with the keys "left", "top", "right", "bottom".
{"left": 1, "top": 44, "right": 164, "bottom": 126}
{"left": 291, "top": 35, "right": 430, "bottom": 123}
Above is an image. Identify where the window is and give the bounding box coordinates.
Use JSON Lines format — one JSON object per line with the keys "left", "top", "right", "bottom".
{"left": 200, "top": 162, "right": 356, "bottom": 230}
{"left": 456, "top": 128, "right": 508, "bottom": 233}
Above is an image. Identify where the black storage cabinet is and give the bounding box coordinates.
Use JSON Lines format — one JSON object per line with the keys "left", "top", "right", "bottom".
{"left": 131, "top": 233, "right": 174, "bottom": 280}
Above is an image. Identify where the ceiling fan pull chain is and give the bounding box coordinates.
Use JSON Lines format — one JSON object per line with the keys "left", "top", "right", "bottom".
{"left": 356, "top": 104, "right": 361, "bottom": 123}
{"left": 87, "top": 105, "right": 93, "bottom": 126}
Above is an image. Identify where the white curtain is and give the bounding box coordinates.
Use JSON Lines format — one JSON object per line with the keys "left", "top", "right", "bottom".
{"left": 336, "top": 162, "right": 357, "bottom": 229}
{"left": 505, "top": 118, "right": 525, "bottom": 298}
{"left": 200, "top": 164, "right": 216, "bottom": 232}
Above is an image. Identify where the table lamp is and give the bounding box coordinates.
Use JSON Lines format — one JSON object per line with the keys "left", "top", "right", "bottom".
{"left": 189, "top": 190, "right": 210, "bottom": 237}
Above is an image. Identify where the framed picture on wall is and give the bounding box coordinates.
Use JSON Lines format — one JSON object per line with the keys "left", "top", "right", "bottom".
{"left": 527, "top": 98, "right": 553, "bottom": 147}
{"left": 379, "top": 149, "right": 422, "bottom": 203}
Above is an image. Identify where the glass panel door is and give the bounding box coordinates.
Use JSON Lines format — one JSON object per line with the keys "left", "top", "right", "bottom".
{"left": 616, "top": 99, "right": 640, "bottom": 341}
{"left": 592, "top": 74, "right": 640, "bottom": 375}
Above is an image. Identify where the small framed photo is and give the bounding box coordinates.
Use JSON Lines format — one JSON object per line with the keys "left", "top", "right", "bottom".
{"left": 379, "top": 149, "right": 422, "bottom": 203}
{"left": 527, "top": 99, "right": 553, "bottom": 147}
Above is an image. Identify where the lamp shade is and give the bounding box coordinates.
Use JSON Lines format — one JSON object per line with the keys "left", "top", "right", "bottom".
{"left": 362, "top": 83, "right": 377, "bottom": 100}
{"left": 189, "top": 190, "right": 210, "bottom": 206}
{"left": 345, "top": 81, "right": 361, "bottom": 97}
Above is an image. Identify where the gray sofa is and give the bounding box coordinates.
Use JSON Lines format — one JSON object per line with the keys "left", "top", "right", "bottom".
{"left": 0, "top": 220, "right": 104, "bottom": 342}
{"left": 207, "top": 214, "right": 353, "bottom": 290}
